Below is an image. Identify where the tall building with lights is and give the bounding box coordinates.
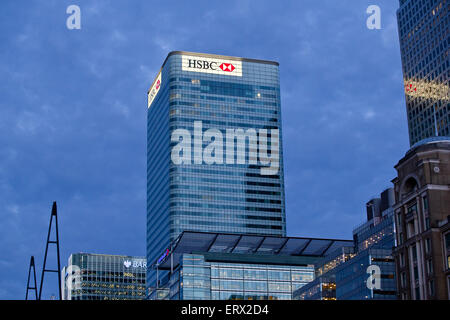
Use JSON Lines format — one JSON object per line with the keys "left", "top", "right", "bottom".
{"left": 62, "top": 253, "right": 147, "bottom": 300}
{"left": 396, "top": 0, "right": 449, "bottom": 146}
{"left": 146, "top": 52, "right": 286, "bottom": 292}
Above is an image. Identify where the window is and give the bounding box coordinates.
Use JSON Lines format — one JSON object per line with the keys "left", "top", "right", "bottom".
{"left": 425, "top": 238, "right": 431, "bottom": 254}
{"left": 446, "top": 233, "right": 450, "bottom": 251}
{"left": 429, "top": 280, "right": 435, "bottom": 297}
{"left": 424, "top": 217, "right": 430, "bottom": 230}
{"left": 411, "top": 245, "right": 418, "bottom": 262}
{"left": 448, "top": 277, "right": 450, "bottom": 300}
{"left": 407, "top": 221, "right": 416, "bottom": 238}
{"left": 422, "top": 196, "right": 429, "bottom": 211}
{"left": 427, "top": 259, "right": 433, "bottom": 275}
{"left": 401, "top": 272, "right": 407, "bottom": 288}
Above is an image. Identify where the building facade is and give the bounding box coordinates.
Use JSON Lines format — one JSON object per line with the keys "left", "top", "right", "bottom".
{"left": 148, "top": 231, "right": 352, "bottom": 300}
{"left": 147, "top": 51, "right": 286, "bottom": 289}
{"left": 293, "top": 246, "right": 355, "bottom": 300}
{"left": 294, "top": 188, "right": 397, "bottom": 300}
{"left": 392, "top": 137, "right": 450, "bottom": 300}
{"left": 396, "top": 0, "right": 449, "bottom": 146}
{"left": 62, "top": 253, "right": 146, "bottom": 300}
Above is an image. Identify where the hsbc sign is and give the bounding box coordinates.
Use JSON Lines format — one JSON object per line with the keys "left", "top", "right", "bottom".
{"left": 182, "top": 55, "right": 242, "bottom": 77}
{"left": 148, "top": 70, "right": 162, "bottom": 109}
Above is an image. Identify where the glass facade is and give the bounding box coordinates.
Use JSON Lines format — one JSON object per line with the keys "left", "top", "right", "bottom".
{"left": 150, "top": 254, "right": 314, "bottom": 300}
{"left": 293, "top": 247, "right": 355, "bottom": 300}
{"left": 397, "top": 0, "right": 449, "bottom": 146}
{"left": 148, "top": 231, "right": 352, "bottom": 300}
{"left": 147, "top": 52, "right": 286, "bottom": 289}
{"left": 294, "top": 190, "right": 398, "bottom": 300}
{"left": 335, "top": 248, "right": 396, "bottom": 300}
{"left": 62, "top": 253, "right": 146, "bottom": 300}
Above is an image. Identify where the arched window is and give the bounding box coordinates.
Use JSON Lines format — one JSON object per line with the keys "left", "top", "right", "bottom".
{"left": 402, "top": 177, "right": 419, "bottom": 196}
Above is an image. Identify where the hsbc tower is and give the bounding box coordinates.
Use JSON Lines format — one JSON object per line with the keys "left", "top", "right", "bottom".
{"left": 146, "top": 52, "right": 286, "bottom": 291}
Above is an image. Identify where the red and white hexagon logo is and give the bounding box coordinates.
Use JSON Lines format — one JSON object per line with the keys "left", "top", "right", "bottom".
{"left": 219, "top": 63, "right": 235, "bottom": 72}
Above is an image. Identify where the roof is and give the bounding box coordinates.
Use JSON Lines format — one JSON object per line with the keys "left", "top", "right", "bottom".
{"left": 153, "top": 231, "right": 353, "bottom": 269}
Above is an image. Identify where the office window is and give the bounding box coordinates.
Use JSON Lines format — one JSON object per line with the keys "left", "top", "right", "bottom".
{"left": 411, "top": 245, "right": 418, "bottom": 262}
{"left": 429, "top": 280, "right": 435, "bottom": 297}
{"left": 426, "top": 259, "right": 433, "bottom": 275}
{"left": 448, "top": 277, "right": 450, "bottom": 300}
{"left": 424, "top": 216, "right": 430, "bottom": 230}
{"left": 401, "top": 272, "right": 407, "bottom": 288}
{"left": 425, "top": 238, "right": 431, "bottom": 254}
{"left": 422, "top": 196, "right": 429, "bottom": 211}
{"left": 407, "top": 221, "right": 416, "bottom": 238}
{"left": 446, "top": 233, "right": 450, "bottom": 251}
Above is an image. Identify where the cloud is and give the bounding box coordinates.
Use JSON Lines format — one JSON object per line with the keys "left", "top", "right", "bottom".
{"left": 0, "top": 0, "right": 409, "bottom": 298}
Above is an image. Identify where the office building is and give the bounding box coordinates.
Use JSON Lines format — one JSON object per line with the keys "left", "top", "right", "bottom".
{"left": 396, "top": 0, "right": 449, "bottom": 146}
{"left": 294, "top": 188, "right": 397, "bottom": 300}
{"left": 146, "top": 51, "right": 286, "bottom": 289}
{"left": 392, "top": 137, "right": 450, "bottom": 299}
{"left": 147, "top": 231, "right": 352, "bottom": 300}
{"left": 293, "top": 246, "right": 355, "bottom": 300}
{"left": 62, "top": 253, "right": 146, "bottom": 300}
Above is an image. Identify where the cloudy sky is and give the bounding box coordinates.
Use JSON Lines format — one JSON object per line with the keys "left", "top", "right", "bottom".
{"left": 0, "top": 0, "right": 409, "bottom": 299}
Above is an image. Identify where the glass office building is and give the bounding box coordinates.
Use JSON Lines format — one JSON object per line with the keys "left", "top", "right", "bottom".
{"left": 148, "top": 231, "right": 353, "bottom": 300}
{"left": 147, "top": 52, "right": 286, "bottom": 289}
{"left": 294, "top": 188, "right": 398, "bottom": 300}
{"left": 62, "top": 253, "right": 146, "bottom": 300}
{"left": 293, "top": 246, "right": 355, "bottom": 300}
{"left": 397, "top": 0, "right": 449, "bottom": 145}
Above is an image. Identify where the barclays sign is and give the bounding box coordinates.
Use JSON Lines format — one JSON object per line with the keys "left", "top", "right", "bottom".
{"left": 123, "top": 259, "right": 147, "bottom": 269}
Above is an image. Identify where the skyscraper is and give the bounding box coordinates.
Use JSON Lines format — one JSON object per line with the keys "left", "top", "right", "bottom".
{"left": 62, "top": 253, "right": 147, "bottom": 300}
{"left": 396, "top": 0, "right": 449, "bottom": 146}
{"left": 146, "top": 52, "right": 286, "bottom": 290}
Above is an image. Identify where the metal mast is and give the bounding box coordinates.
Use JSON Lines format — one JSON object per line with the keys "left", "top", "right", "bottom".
{"left": 25, "top": 256, "right": 38, "bottom": 300}
{"left": 38, "top": 201, "right": 62, "bottom": 300}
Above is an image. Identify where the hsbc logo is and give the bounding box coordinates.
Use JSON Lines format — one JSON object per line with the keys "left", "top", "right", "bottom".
{"left": 148, "top": 71, "right": 162, "bottom": 109}
{"left": 187, "top": 59, "right": 236, "bottom": 73}
{"left": 182, "top": 55, "right": 242, "bottom": 77}
{"left": 220, "top": 63, "right": 235, "bottom": 72}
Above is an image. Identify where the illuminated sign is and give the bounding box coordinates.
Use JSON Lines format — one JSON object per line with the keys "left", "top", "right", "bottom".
{"left": 123, "top": 259, "right": 147, "bottom": 269}
{"left": 148, "top": 71, "right": 162, "bottom": 109}
{"left": 182, "top": 55, "right": 242, "bottom": 77}
{"left": 157, "top": 249, "right": 170, "bottom": 264}
{"left": 124, "top": 260, "right": 132, "bottom": 268}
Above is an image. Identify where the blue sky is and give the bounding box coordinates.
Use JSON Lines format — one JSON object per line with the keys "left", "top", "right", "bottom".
{"left": 0, "top": 0, "right": 409, "bottom": 299}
